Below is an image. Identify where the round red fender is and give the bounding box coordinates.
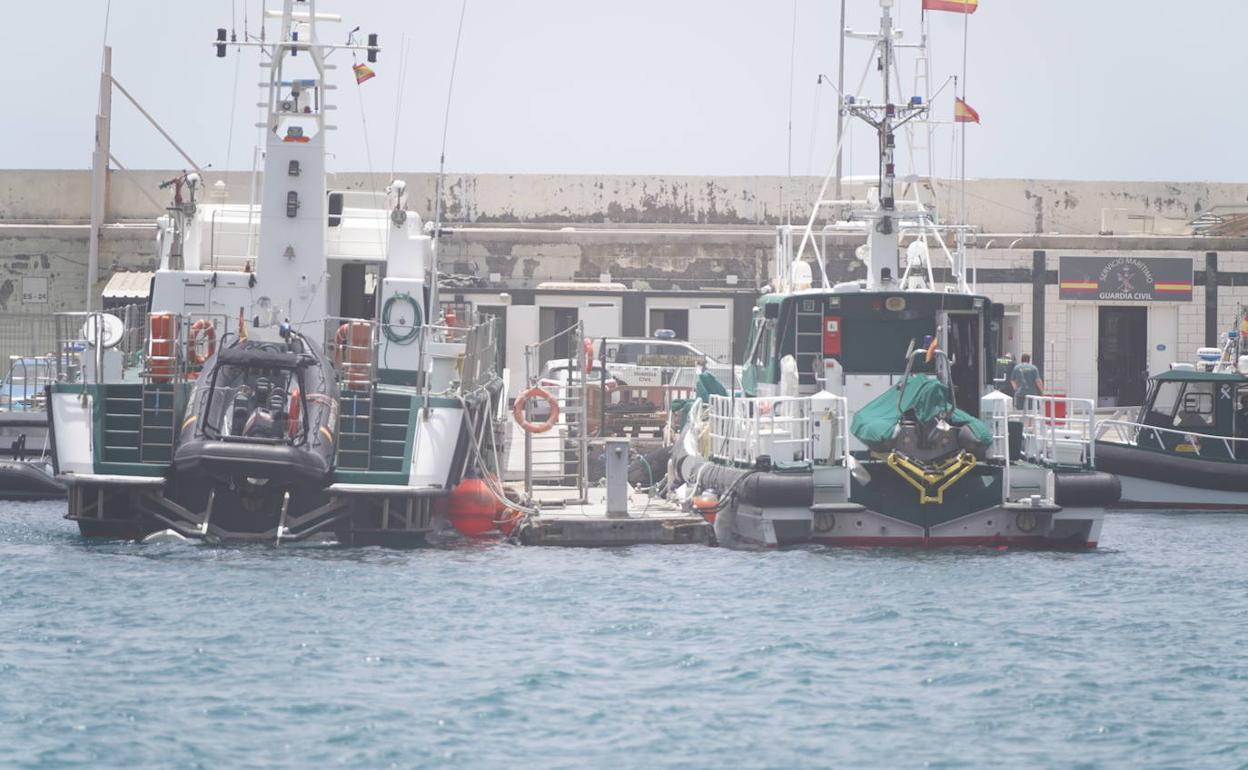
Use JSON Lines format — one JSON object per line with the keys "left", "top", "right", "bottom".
{"left": 447, "top": 478, "right": 502, "bottom": 536}
{"left": 512, "top": 387, "right": 560, "bottom": 434}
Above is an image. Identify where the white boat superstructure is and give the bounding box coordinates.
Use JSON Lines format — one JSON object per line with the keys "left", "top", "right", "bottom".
{"left": 48, "top": 0, "right": 507, "bottom": 544}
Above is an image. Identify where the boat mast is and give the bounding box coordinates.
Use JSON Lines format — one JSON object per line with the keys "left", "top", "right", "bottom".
{"left": 86, "top": 48, "right": 113, "bottom": 313}
{"left": 215, "top": 0, "right": 379, "bottom": 344}
{"left": 791, "top": 0, "right": 927, "bottom": 292}
{"left": 843, "top": 0, "right": 927, "bottom": 287}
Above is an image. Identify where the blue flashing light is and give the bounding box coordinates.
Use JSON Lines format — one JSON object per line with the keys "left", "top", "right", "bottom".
{"left": 653, "top": 329, "right": 677, "bottom": 340}
{"left": 910, "top": 96, "right": 922, "bottom": 106}
{"left": 845, "top": 95, "right": 856, "bottom": 105}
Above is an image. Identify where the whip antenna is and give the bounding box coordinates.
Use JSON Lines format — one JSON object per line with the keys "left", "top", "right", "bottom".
{"left": 430, "top": 0, "right": 469, "bottom": 319}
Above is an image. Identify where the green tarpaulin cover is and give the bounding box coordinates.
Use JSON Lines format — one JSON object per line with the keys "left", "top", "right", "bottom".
{"left": 851, "top": 374, "right": 993, "bottom": 446}
{"left": 695, "top": 370, "right": 728, "bottom": 401}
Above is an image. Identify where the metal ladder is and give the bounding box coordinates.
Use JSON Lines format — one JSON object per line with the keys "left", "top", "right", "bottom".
{"left": 794, "top": 298, "right": 825, "bottom": 387}
{"left": 336, "top": 388, "right": 374, "bottom": 470}
{"left": 139, "top": 384, "right": 176, "bottom": 464}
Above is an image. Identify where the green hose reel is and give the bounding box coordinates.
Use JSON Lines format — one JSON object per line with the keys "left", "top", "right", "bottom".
{"left": 381, "top": 292, "right": 421, "bottom": 344}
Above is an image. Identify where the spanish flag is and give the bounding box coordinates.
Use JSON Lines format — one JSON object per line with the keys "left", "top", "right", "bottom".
{"left": 923, "top": 0, "right": 978, "bottom": 13}
{"left": 352, "top": 63, "right": 376, "bottom": 85}
{"left": 954, "top": 97, "right": 980, "bottom": 124}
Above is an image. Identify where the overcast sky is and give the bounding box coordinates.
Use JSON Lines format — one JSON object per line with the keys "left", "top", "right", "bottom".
{"left": 4, "top": 0, "right": 1245, "bottom": 182}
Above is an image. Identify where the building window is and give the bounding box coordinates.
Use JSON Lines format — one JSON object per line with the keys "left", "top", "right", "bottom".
{"left": 649, "top": 308, "right": 689, "bottom": 340}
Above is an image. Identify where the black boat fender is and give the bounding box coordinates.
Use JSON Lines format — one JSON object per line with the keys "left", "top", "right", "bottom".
{"left": 1054, "top": 471, "right": 1121, "bottom": 506}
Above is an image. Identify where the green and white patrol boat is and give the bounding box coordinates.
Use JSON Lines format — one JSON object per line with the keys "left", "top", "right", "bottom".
{"left": 48, "top": 1, "right": 504, "bottom": 544}
{"left": 667, "top": 0, "right": 1117, "bottom": 548}
{"left": 1095, "top": 316, "right": 1248, "bottom": 511}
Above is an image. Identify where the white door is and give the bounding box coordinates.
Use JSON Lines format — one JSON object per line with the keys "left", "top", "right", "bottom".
{"left": 1147, "top": 305, "right": 1179, "bottom": 377}
{"left": 690, "top": 303, "right": 732, "bottom": 362}
{"left": 579, "top": 303, "right": 620, "bottom": 340}
{"left": 505, "top": 305, "right": 539, "bottom": 396}
{"left": 1067, "top": 304, "right": 1097, "bottom": 401}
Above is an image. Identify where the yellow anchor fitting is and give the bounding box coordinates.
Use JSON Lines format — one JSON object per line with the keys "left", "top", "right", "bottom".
{"left": 886, "top": 450, "right": 977, "bottom": 504}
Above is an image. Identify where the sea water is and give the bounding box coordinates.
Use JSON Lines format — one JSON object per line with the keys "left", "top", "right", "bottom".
{"left": 1, "top": 502, "right": 1245, "bottom": 769}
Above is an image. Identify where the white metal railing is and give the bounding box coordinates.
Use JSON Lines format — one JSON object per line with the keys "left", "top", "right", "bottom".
{"left": 709, "top": 394, "right": 826, "bottom": 469}
{"left": 1022, "top": 395, "right": 1096, "bottom": 469}
{"left": 52, "top": 304, "right": 149, "bottom": 385}
{"left": 317, "top": 316, "right": 498, "bottom": 396}
{"left": 522, "top": 322, "right": 590, "bottom": 499}
{"left": 979, "top": 394, "right": 1013, "bottom": 494}
{"left": 1096, "top": 418, "right": 1248, "bottom": 461}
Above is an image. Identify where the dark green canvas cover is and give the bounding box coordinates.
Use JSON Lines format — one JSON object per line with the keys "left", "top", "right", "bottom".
{"left": 851, "top": 374, "right": 993, "bottom": 446}
{"left": 674, "top": 371, "right": 730, "bottom": 433}
{"left": 695, "top": 370, "right": 728, "bottom": 401}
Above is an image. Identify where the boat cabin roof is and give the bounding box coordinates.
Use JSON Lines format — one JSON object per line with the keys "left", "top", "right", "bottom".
{"left": 1153, "top": 369, "right": 1248, "bottom": 383}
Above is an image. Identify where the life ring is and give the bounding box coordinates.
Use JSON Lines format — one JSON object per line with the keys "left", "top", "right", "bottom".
{"left": 287, "top": 386, "right": 301, "bottom": 438}
{"left": 187, "top": 319, "right": 217, "bottom": 366}
{"left": 513, "top": 387, "right": 559, "bottom": 434}
{"left": 583, "top": 337, "right": 595, "bottom": 374}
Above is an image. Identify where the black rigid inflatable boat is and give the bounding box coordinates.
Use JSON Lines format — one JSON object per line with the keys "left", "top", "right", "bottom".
{"left": 174, "top": 335, "right": 338, "bottom": 486}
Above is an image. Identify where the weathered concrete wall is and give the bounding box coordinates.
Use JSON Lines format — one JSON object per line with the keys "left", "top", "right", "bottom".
{"left": 0, "top": 224, "right": 156, "bottom": 314}
{"left": 4, "top": 170, "right": 1247, "bottom": 235}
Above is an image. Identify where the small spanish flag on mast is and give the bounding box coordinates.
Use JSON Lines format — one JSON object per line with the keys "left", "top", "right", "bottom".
{"left": 954, "top": 97, "right": 980, "bottom": 124}
{"left": 922, "top": 0, "right": 978, "bottom": 13}
{"left": 352, "top": 63, "right": 376, "bottom": 85}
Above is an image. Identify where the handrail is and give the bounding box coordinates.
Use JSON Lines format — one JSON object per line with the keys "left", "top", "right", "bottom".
{"left": 1096, "top": 418, "right": 1248, "bottom": 445}
{"left": 709, "top": 394, "right": 819, "bottom": 470}
{"left": 1021, "top": 395, "right": 1097, "bottom": 469}
{"left": 1097, "top": 417, "right": 1248, "bottom": 460}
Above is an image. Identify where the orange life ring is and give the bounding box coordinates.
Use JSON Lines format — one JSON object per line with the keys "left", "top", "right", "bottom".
{"left": 513, "top": 387, "right": 560, "bottom": 434}
{"left": 583, "top": 336, "right": 595, "bottom": 374}
{"left": 287, "top": 386, "right": 302, "bottom": 438}
{"left": 187, "top": 319, "right": 217, "bottom": 366}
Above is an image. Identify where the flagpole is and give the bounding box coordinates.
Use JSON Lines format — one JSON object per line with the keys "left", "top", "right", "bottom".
{"left": 833, "top": 0, "right": 846, "bottom": 204}
{"left": 960, "top": 5, "right": 968, "bottom": 225}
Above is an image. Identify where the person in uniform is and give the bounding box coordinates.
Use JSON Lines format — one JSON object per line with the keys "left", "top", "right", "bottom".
{"left": 1010, "top": 353, "right": 1044, "bottom": 410}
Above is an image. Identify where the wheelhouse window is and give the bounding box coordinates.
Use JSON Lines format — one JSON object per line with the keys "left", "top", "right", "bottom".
{"left": 1172, "top": 382, "right": 1215, "bottom": 430}
{"left": 746, "top": 317, "right": 775, "bottom": 371}
{"left": 1143, "top": 380, "right": 1183, "bottom": 424}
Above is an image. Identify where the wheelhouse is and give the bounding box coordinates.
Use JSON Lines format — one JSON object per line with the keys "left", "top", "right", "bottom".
{"left": 741, "top": 291, "right": 1004, "bottom": 416}
{"left": 1135, "top": 370, "right": 1248, "bottom": 461}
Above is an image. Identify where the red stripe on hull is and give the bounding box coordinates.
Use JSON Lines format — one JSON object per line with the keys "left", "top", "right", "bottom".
{"left": 1111, "top": 500, "right": 1248, "bottom": 512}
{"left": 811, "top": 535, "right": 1096, "bottom": 550}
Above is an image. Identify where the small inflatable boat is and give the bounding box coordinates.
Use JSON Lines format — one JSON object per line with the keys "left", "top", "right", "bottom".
{"left": 173, "top": 333, "right": 338, "bottom": 485}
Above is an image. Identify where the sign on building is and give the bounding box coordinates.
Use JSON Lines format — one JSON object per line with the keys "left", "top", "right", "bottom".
{"left": 1058, "top": 256, "right": 1192, "bottom": 302}
{"left": 21, "top": 277, "right": 49, "bottom": 304}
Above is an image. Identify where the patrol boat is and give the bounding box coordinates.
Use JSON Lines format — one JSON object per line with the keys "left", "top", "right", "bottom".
{"left": 667, "top": 0, "right": 1117, "bottom": 547}
{"left": 47, "top": 1, "right": 504, "bottom": 543}
{"left": 1094, "top": 314, "right": 1248, "bottom": 511}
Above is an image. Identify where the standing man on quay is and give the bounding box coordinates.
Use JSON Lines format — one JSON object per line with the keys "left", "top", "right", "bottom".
{"left": 1011, "top": 353, "right": 1044, "bottom": 410}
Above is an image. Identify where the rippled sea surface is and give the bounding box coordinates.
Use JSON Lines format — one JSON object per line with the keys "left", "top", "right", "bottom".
{"left": 2, "top": 502, "right": 1247, "bottom": 769}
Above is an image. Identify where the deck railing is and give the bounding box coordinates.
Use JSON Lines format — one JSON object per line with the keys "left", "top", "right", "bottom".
{"left": 708, "top": 394, "right": 849, "bottom": 470}
{"left": 318, "top": 315, "right": 499, "bottom": 396}
{"left": 52, "top": 303, "right": 149, "bottom": 385}
{"left": 1022, "top": 395, "right": 1097, "bottom": 469}
{"left": 1096, "top": 418, "right": 1248, "bottom": 461}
